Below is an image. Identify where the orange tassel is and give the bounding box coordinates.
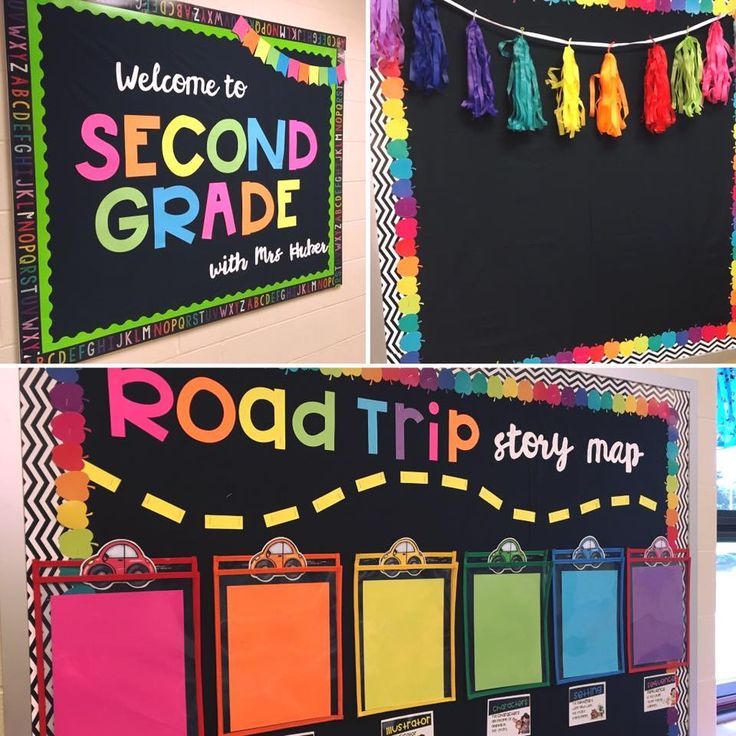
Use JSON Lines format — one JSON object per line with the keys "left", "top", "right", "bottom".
{"left": 589, "top": 50, "right": 629, "bottom": 137}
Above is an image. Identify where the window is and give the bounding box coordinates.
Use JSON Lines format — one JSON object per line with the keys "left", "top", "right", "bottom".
{"left": 716, "top": 369, "right": 736, "bottom": 713}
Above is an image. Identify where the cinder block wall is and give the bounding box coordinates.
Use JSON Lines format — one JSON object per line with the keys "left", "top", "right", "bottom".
{"left": 0, "top": 0, "right": 367, "bottom": 363}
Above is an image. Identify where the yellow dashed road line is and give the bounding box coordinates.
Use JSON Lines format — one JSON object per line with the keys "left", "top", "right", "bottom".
{"left": 355, "top": 472, "right": 386, "bottom": 492}
{"left": 513, "top": 508, "right": 536, "bottom": 523}
{"left": 549, "top": 508, "right": 570, "bottom": 524}
{"left": 479, "top": 487, "right": 503, "bottom": 510}
{"left": 441, "top": 475, "right": 468, "bottom": 491}
{"left": 264, "top": 506, "right": 300, "bottom": 527}
{"left": 313, "top": 487, "right": 345, "bottom": 513}
{"left": 611, "top": 495, "right": 630, "bottom": 507}
{"left": 84, "top": 461, "right": 121, "bottom": 492}
{"left": 204, "top": 514, "right": 243, "bottom": 530}
{"left": 639, "top": 495, "right": 658, "bottom": 511}
{"left": 580, "top": 499, "right": 601, "bottom": 515}
{"left": 141, "top": 493, "right": 185, "bottom": 523}
{"left": 401, "top": 471, "right": 429, "bottom": 484}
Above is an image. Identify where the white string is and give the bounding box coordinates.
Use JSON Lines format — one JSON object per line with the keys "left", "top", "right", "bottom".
{"left": 441, "top": 0, "right": 727, "bottom": 48}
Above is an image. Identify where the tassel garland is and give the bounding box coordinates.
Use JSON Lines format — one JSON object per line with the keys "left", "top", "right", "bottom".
{"left": 590, "top": 51, "right": 629, "bottom": 137}
{"left": 702, "top": 19, "right": 734, "bottom": 104}
{"left": 643, "top": 43, "right": 676, "bottom": 134}
{"left": 671, "top": 35, "right": 704, "bottom": 117}
{"left": 409, "top": 0, "right": 449, "bottom": 93}
{"left": 546, "top": 45, "right": 585, "bottom": 138}
{"left": 461, "top": 18, "right": 498, "bottom": 118}
{"left": 371, "top": 0, "right": 404, "bottom": 69}
{"left": 498, "top": 35, "right": 547, "bottom": 132}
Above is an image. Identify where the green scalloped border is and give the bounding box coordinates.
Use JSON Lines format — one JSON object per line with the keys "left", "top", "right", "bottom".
{"left": 29, "top": 0, "right": 338, "bottom": 352}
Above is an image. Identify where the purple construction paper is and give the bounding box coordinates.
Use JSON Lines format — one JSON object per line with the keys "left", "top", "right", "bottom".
{"left": 631, "top": 565, "right": 686, "bottom": 667}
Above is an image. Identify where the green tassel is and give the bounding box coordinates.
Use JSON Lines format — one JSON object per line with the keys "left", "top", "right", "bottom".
{"left": 499, "top": 35, "right": 547, "bottom": 132}
{"left": 671, "top": 35, "right": 704, "bottom": 117}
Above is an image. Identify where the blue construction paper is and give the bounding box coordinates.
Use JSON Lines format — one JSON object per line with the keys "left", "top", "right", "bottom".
{"left": 561, "top": 569, "right": 620, "bottom": 679}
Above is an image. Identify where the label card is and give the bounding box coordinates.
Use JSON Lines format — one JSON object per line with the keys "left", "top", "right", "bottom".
{"left": 487, "top": 694, "right": 532, "bottom": 735}
{"left": 381, "top": 711, "right": 434, "bottom": 736}
{"left": 644, "top": 674, "right": 678, "bottom": 713}
{"left": 569, "top": 682, "right": 606, "bottom": 727}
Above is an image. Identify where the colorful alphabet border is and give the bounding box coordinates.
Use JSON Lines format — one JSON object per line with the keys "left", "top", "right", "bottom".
{"left": 370, "top": 3, "right": 736, "bottom": 364}
{"left": 4, "top": 0, "right": 345, "bottom": 362}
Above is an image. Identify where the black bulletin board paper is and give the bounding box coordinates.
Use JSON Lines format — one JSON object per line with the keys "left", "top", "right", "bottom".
{"left": 3, "top": 0, "right": 344, "bottom": 362}
{"left": 377, "top": 0, "right": 733, "bottom": 362}
{"left": 20, "top": 367, "right": 691, "bottom": 736}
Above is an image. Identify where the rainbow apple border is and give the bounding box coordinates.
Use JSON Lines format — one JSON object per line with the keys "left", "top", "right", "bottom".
{"left": 373, "top": 2, "right": 736, "bottom": 364}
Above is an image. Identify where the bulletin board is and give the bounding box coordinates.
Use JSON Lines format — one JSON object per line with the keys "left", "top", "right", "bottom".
{"left": 3, "top": 0, "right": 345, "bottom": 363}
{"left": 19, "top": 366, "right": 692, "bottom": 735}
{"left": 371, "top": 0, "right": 736, "bottom": 363}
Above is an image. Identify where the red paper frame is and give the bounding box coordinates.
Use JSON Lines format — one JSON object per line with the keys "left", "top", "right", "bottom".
{"left": 31, "top": 557, "right": 205, "bottom": 736}
{"left": 625, "top": 547, "right": 691, "bottom": 675}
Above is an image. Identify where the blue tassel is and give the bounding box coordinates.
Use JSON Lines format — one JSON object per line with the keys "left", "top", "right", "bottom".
{"left": 461, "top": 19, "right": 498, "bottom": 118}
{"left": 498, "top": 35, "right": 547, "bottom": 132}
{"left": 409, "top": 0, "right": 449, "bottom": 93}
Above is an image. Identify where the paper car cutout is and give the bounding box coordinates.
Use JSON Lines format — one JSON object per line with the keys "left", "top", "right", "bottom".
{"left": 80, "top": 539, "right": 156, "bottom": 591}
{"left": 572, "top": 535, "right": 605, "bottom": 571}
{"left": 248, "top": 537, "right": 307, "bottom": 582}
{"left": 644, "top": 536, "right": 674, "bottom": 566}
{"left": 379, "top": 537, "right": 426, "bottom": 578}
{"left": 488, "top": 537, "right": 528, "bottom": 573}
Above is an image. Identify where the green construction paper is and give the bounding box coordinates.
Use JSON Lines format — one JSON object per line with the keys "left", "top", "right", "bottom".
{"left": 473, "top": 573, "right": 543, "bottom": 692}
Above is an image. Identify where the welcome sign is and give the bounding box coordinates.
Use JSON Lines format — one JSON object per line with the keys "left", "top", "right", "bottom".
{"left": 4, "top": 0, "right": 344, "bottom": 362}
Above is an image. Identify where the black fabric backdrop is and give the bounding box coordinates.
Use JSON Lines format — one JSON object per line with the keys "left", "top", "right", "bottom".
{"left": 39, "top": 4, "right": 332, "bottom": 339}
{"left": 73, "top": 368, "right": 678, "bottom": 736}
{"left": 397, "top": 0, "right": 733, "bottom": 362}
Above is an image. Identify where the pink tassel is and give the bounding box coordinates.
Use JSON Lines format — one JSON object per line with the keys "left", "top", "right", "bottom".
{"left": 702, "top": 19, "right": 734, "bottom": 104}
{"left": 371, "top": 0, "right": 404, "bottom": 68}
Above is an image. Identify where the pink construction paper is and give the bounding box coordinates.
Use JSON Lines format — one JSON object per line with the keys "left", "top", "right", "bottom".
{"left": 50, "top": 590, "right": 188, "bottom": 736}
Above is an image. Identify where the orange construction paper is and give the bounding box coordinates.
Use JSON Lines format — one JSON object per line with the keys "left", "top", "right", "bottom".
{"left": 226, "top": 582, "right": 332, "bottom": 733}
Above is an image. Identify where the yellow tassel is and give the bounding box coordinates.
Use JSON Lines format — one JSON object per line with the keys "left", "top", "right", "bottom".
{"left": 546, "top": 45, "right": 586, "bottom": 139}
{"left": 590, "top": 50, "right": 629, "bottom": 138}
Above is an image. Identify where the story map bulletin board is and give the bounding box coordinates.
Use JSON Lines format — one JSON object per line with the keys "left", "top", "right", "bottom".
{"left": 20, "top": 366, "right": 692, "bottom": 736}
{"left": 3, "top": 0, "right": 345, "bottom": 362}
{"left": 371, "top": 0, "right": 736, "bottom": 363}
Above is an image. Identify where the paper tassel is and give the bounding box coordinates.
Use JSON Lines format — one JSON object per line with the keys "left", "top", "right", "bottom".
{"left": 702, "top": 19, "right": 734, "bottom": 104}
{"left": 589, "top": 50, "right": 629, "bottom": 137}
{"left": 546, "top": 45, "right": 585, "bottom": 138}
{"left": 371, "top": 0, "right": 404, "bottom": 68}
{"left": 409, "top": 0, "right": 449, "bottom": 93}
{"left": 671, "top": 35, "right": 704, "bottom": 117}
{"left": 461, "top": 18, "right": 497, "bottom": 118}
{"left": 643, "top": 43, "right": 676, "bottom": 134}
{"left": 498, "top": 35, "right": 547, "bottom": 132}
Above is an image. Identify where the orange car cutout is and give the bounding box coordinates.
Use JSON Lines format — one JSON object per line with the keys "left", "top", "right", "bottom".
{"left": 79, "top": 539, "right": 156, "bottom": 591}
{"left": 248, "top": 537, "right": 307, "bottom": 582}
{"left": 379, "top": 537, "right": 426, "bottom": 578}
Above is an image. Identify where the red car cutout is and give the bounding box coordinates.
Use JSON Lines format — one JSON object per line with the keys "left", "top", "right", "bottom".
{"left": 80, "top": 539, "right": 156, "bottom": 590}
{"left": 249, "top": 537, "right": 307, "bottom": 582}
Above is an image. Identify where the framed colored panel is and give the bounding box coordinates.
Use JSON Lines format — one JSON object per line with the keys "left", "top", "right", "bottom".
{"left": 3, "top": 0, "right": 345, "bottom": 362}
{"left": 371, "top": 0, "right": 736, "bottom": 363}
{"left": 552, "top": 539, "right": 626, "bottom": 684}
{"left": 354, "top": 544, "right": 458, "bottom": 716}
{"left": 626, "top": 542, "right": 690, "bottom": 673}
{"left": 32, "top": 557, "right": 204, "bottom": 736}
{"left": 213, "top": 546, "right": 342, "bottom": 735}
{"left": 463, "top": 545, "right": 551, "bottom": 698}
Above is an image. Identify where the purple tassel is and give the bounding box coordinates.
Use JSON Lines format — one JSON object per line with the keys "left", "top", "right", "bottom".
{"left": 462, "top": 18, "right": 497, "bottom": 118}
{"left": 371, "top": 0, "right": 404, "bottom": 68}
{"left": 409, "top": 0, "right": 449, "bottom": 93}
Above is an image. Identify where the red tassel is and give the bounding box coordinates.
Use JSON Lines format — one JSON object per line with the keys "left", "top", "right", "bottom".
{"left": 643, "top": 43, "right": 676, "bottom": 134}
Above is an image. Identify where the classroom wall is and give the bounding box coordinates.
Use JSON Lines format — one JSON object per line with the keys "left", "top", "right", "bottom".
{"left": 0, "top": 0, "right": 367, "bottom": 364}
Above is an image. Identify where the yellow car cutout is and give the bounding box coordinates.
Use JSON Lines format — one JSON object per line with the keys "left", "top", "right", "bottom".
{"left": 380, "top": 537, "right": 426, "bottom": 578}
